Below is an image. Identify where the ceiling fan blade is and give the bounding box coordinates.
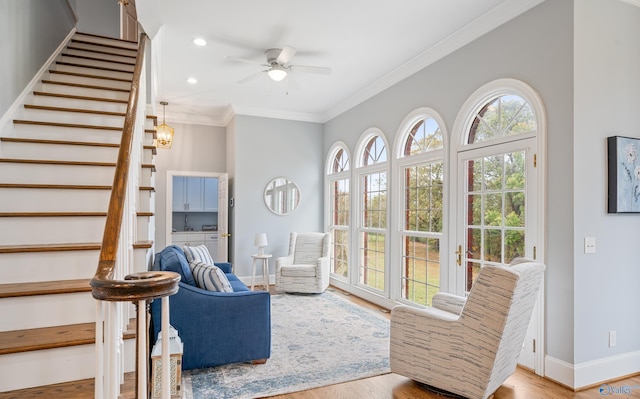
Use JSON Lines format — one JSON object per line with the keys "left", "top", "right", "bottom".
{"left": 224, "top": 55, "right": 267, "bottom": 66}
{"left": 290, "top": 65, "right": 332, "bottom": 75}
{"left": 238, "top": 70, "right": 266, "bottom": 84}
{"left": 277, "top": 46, "right": 297, "bottom": 65}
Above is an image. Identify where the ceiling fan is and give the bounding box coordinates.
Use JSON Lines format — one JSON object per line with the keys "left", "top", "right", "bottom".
{"left": 225, "top": 46, "right": 332, "bottom": 83}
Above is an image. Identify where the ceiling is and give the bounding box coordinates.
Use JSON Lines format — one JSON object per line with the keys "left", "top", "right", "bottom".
{"left": 136, "top": 0, "right": 543, "bottom": 126}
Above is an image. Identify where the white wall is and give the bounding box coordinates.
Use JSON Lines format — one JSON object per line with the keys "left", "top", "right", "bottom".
{"left": 154, "top": 122, "right": 227, "bottom": 249}
{"left": 231, "top": 115, "right": 323, "bottom": 278}
{"left": 573, "top": 0, "right": 640, "bottom": 371}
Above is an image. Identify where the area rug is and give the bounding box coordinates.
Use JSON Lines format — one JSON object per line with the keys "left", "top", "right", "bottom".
{"left": 182, "top": 289, "right": 390, "bottom": 398}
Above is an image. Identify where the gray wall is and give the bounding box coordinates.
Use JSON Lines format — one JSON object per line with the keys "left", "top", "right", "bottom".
{"left": 231, "top": 115, "right": 324, "bottom": 278}
{"left": 75, "top": 0, "right": 120, "bottom": 38}
{"left": 573, "top": 0, "right": 640, "bottom": 363}
{"left": 324, "top": 0, "right": 576, "bottom": 363}
{"left": 154, "top": 122, "right": 227, "bottom": 249}
{"left": 0, "top": 0, "right": 75, "bottom": 119}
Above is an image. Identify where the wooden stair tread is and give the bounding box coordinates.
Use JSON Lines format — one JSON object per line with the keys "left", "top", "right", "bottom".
{"left": 0, "top": 212, "right": 153, "bottom": 217}
{"left": 0, "top": 322, "right": 136, "bottom": 356}
{"left": 49, "top": 69, "right": 132, "bottom": 83}
{"left": 0, "top": 158, "right": 115, "bottom": 167}
{"left": 0, "top": 372, "right": 135, "bottom": 399}
{"left": 40, "top": 79, "right": 131, "bottom": 93}
{"left": 0, "top": 137, "right": 119, "bottom": 148}
{"left": 72, "top": 38, "right": 138, "bottom": 52}
{"left": 0, "top": 279, "right": 91, "bottom": 298}
{"left": 56, "top": 61, "right": 133, "bottom": 74}
{"left": 33, "top": 91, "right": 128, "bottom": 104}
{"left": 13, "top": 119, "right": 123, "bottom": 131}
{"left": 0, "top": 323, "right": 95, "bottom": 355}
{"left": 76, "top": 31, "right": 138, "bottom": 44}
{"left": 67, "top": 44, "right": 137, "bottom": 59}
{"left": 0, "top": 241, "right": 152, "bottom": 253}
{"left": 24, "top": 104, "right": 126, "bottom": 117}
{"left": 61, "top": 53, "right": 136, "bottom": 66}
{"left": 0, "top": 243, "right": 102, "bottom": 253}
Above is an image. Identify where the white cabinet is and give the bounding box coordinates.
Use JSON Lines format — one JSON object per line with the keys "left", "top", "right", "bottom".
{"left": 172, "top": 232, "right": 219, "bottom": 262}
{"left": 173, "top": 176, "right": 218, "bottom": 212}
{"left": 205, "top": 233, "right": 218, "bottom": 261}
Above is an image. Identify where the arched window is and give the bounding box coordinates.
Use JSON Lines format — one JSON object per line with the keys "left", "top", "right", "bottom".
{"left": 396, "top": 110, "right": 446, "bottom": 306}
{"left": 326, "top": 143, "right": 350, "bottom": 278}
{"left": 356, "top": 131, "right": 388, "bottom": 292}
{"left": 468, "top": 94, "right": 536, "bottom": 143}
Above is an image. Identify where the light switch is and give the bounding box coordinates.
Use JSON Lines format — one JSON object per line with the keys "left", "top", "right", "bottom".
{"left": 585, "top": 237, "right": 596, "bottom": 254}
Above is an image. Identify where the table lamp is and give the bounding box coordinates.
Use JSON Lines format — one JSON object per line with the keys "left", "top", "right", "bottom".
{"left": 254, "top": 233, "right": 268, "bottom": 256}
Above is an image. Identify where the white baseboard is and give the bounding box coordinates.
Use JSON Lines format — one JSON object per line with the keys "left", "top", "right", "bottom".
{"left": 545, "top": 351, "right": 640, "bottom": 389}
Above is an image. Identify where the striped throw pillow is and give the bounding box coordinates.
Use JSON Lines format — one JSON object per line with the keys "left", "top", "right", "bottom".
{"left": 189, "top": 260, "right": 233, "bottom": 292}
{"left": 183, "top": 245, "right": 214, "bottom": 264}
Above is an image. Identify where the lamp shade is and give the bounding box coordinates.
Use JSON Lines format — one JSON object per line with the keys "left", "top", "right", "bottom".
{"left": 254, "top": 233, "right": 268, "bottom": 247}
{"left": 156, "top": 123, "right": 174, "bottom": 149}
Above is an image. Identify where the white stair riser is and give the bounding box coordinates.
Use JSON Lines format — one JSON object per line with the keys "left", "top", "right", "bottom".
{"left": 40, "top": 82, "right": 130, "bottom": 101}
{"left": 0, "top": 251, "right": 99, "bottom": 283}
{"left": 74, "top": 34, "right": 138, "bottom": 51}
{"left": 64, "top": 48, "right": 137, "bottom": 65}
{"left": 0, "top": 163, "right": 115, "bottom": 185}
{"left": 30, "top": 93, "right": 128, "bottom": 113}
{"left": 0, "top": 187, "right": 110, "bottom": 212}
{"left": 53, "top": 63, "right": 133, "bottom": 81}
{"left": 17, "top": 107, "right": 126, "bottom": 127}
{"left": 58, "top": 55, "right": 135, "bottom": 73}
{"left": 0, "top": 217, "right": 105, "bottom": 246}
{"left": 0, "top": 140, "right": 118, "bottom": 162}
{"left": 47, "top": 71, "right": 132, "bottom": 90}
{"left": 0, "top": 292, "right": 95, "bottom": 331}
{"left": 12, "top": 124, "right": 123, "bottom": 144}
{"left": 0, "top": 339, "right": 135, "bottom": 392}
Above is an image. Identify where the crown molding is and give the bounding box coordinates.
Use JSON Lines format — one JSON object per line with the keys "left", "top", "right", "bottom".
{"left": 621, "top": 0, "right": 640, "bottom": 7}
{"left": 321, "top": 0, "right": 545, "bottom": 123}
{"left": 232, "top": 105, "right": 324, "bottom": 124}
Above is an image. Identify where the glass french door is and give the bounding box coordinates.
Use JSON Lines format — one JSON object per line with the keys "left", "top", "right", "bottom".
{"left": 455, "top": 137, "right": 539, "bottom": 369}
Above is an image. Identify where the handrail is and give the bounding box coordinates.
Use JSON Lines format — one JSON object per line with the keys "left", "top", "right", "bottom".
{"left": 90, "top": 32, "right": 179, "bottom": 301}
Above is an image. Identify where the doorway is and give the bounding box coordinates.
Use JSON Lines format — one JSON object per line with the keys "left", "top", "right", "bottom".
{"left": 166, "top": 171, "right": 229, "bottom": 262}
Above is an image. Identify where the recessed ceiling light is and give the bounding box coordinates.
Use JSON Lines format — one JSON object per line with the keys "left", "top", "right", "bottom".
{"left": 187, "top": 77, "right": 198, "bottom": 84}
{"left": 193, "top": 38, "right": 207, "bottom": 46}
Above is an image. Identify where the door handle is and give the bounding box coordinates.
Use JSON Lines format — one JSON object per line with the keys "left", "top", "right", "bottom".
{"left": 455, "top": 245, "right": 462, "bottom": 266}
{"left": 221, "top": 233, "right": 231, "bottom": 238}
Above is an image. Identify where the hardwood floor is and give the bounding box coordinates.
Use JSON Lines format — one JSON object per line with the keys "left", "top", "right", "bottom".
{"left": 268, "top": 287, "right": 640, "bottom": 399}
{"left": 3, "top": 285, "right": 639, "bottom": 398}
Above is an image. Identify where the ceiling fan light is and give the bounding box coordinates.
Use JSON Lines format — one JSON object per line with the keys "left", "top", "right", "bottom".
{"left": 267, "top": 67, "right": 287, "bottom": 82}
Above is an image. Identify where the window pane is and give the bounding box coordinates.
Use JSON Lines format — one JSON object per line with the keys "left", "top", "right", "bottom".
{"left": 484, "top": 156, "right": 503, "bottom": 191}
{"left": 484, "top": 229, "right": 502, "bottom": 262}
{"left": 364, "top": 136, "right": 387, "bottom": 165}
{"left": 505, "top": 229, "right": 525, "bottom": 263}
{"left": 484, "top": 193, "right": 503, "bottom": 226}
{"left": 332, "top": 148, "right": 350, "bottom": 173}
{"left": 403, "top": 117, "right": 443, "bottom": 156}
{"left": 331, "top": 229, "right": 349, "bottom": 277}
{"left": 401, "top": 236, "right": 440, "bottom": 306}
{"left": 468, "top": 95, "right": 536, "bottom": 144}
{"left": 360, "top": 232, "right": 385, "bottom": 291}
{"left": 362, "top": 172, "right": 387, "bottom": 228}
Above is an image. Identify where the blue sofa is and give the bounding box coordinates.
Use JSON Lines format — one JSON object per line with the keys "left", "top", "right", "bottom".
{"left": 150, "top": 245, "right": 271, "bottom": 370}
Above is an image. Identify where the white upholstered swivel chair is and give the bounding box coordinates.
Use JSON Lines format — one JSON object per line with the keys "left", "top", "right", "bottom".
{"left": 390, "top": 260, "right": 545, "bottom": 399}
{"left": 275, "top": 232, "right": 331, "bottom": 294}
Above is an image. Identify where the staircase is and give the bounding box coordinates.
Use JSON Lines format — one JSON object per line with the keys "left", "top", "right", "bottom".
{"left": 0, "top": 32, "right": 156, "bottom": 396}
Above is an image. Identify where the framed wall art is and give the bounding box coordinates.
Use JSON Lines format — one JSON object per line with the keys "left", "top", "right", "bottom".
{"left": 608, "top": 135, "right": 640, "bottom": 213}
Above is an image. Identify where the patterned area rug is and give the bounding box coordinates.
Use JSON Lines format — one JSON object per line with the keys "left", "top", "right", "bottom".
{"left": 182, "top": 289, "right": 390, "bottom": 398}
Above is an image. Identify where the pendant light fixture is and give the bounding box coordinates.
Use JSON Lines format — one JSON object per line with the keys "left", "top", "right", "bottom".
{"left": 156, "top": 101, "right": 174, "bottom": 149}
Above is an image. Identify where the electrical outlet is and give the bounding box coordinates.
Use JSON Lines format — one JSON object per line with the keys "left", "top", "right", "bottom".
{"left": 585, "top": 237, "right": 596, "bottom": 254}
{"left": 609, "top": 331, "right": 616, "bottom": 347}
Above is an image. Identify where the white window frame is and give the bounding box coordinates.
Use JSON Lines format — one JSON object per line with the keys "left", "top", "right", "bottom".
{"left": 325, "top": 141, "right": 351, "bottom": 283}
{"left": 391, "top": 108, "right": 449, "bottom": 307}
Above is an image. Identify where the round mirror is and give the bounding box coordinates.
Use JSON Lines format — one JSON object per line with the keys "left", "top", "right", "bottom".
{"left": 264, "top": 177, "right": 300, "bottom": 215}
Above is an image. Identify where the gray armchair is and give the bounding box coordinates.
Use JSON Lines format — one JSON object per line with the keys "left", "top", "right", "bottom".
{"left": 275, "top": 232, "right": 331, "bottom": 293}
{"left": 390, "top": 261, "right": 545, "bottom": 399}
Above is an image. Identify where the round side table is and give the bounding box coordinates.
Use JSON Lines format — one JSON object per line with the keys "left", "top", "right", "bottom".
{"left": 251, "top": 254, "right": 272, "bottom": 291}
